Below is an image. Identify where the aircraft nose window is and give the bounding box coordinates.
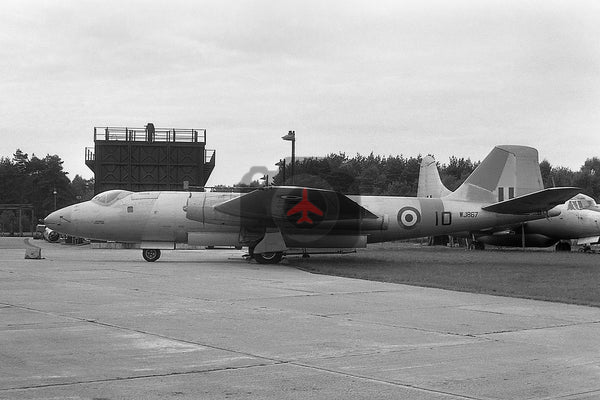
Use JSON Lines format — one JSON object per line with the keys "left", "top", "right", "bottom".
{"left": 92, "top": 190, "right": 133, "bottom": 205}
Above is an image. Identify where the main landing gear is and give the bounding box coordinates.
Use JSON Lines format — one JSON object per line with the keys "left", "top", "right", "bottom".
{"left": 142, "top": 249, "right": 161, "bottom": 262}
{"left": 248, "top": 246, "right": 283, "bottom": 264}
{"left": 254, "top": 252, "right": 283, "bottom": 264}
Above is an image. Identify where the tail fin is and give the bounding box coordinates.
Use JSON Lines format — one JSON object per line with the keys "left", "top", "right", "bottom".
{"left": 417, "top": 155, "right": 452, "bottom": 198}
{"left": 447, "top": 145, "right": 544, "bottom": 203}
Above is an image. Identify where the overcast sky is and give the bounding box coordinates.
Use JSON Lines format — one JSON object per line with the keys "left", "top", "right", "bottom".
{"left": 1, "top": 0, "right": 599, "bottom": 186}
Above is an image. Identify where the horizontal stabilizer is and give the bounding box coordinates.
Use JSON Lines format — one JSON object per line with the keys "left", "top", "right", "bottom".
{"left": 482, "top": 187, "right": 581, "bottom": 214}
{"left": 215, "top": 186, "right": 378, "bottom": 222}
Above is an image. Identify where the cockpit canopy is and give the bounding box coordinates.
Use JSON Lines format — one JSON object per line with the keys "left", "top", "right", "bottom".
{"left": 570, "top": 193, "right": 597, "bottom": 209}
{"left": 91, "top": 190, "right": 133, "bottom": 206}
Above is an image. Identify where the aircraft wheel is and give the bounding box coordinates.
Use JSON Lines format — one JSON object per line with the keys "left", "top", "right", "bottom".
{"left": 142, "top": 249, "right": 161, "bottom": 262}
{"left": 254, "top": 252, "right": 283, "bottom": 264}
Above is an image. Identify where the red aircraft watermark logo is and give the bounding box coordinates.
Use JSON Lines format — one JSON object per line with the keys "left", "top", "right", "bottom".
{"left": 286, "top": 188, "right": 323, "bottom": 224}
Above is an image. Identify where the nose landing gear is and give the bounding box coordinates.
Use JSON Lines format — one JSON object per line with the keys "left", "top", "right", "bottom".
{"left": 142, "top": 249, "right": 161, "bottom": 262}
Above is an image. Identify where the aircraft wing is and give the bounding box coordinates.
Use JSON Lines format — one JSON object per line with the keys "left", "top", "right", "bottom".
{"left": 482, "top": 187, "right": 582, "bottom": 215}
{"left": 214, "top": 186, "right": 378, "bottom": 222}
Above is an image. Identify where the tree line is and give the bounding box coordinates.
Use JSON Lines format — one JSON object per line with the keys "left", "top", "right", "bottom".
{"left": 0, "top": 149, "right": 94, "bottom": 235}
{"left": 2, "top": 147, "right": 599, "bottom": 234}
{"left": 272, "top": 152, "right": 600, "bottom": 199}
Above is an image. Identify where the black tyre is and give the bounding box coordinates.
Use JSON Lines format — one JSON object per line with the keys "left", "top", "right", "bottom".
{"left": 254, "top": 252, "right": 283, "bottom": 264}
{"left": 142, "top": 249, "right": 161, "bottom": 262}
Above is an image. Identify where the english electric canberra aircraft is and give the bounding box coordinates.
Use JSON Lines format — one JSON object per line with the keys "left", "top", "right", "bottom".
{"left": 417, "top": 148, "right": 600, "bottom": 250}
{"left": 45, "top": 145, "right": 580, "bottom": 263}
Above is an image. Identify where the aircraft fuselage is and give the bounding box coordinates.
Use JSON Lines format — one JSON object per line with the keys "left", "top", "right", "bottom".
{"left": 45, "top": 190, "right": 553, "bottom": 250}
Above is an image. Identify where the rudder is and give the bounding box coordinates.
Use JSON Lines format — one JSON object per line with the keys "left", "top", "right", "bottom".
{"left": 448, "top": 145, "right": 544, "bottom": 203}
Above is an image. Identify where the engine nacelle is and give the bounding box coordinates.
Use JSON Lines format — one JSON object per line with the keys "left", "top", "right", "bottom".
{"left": 44, "top": 227, "right": 60, "bottom": 242}
{"left": 185, "top": 194, "right": 241, "bottom": 226}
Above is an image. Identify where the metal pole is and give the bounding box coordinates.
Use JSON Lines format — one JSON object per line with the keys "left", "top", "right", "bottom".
{"left": 18, "top": 208, "right": 23, "bottom": 237}
{"left": 282, "top": 131, "right": 296, "bottom": 185}
{"left": 291, "top": 137, "right": 295, "bottom": 185}
{"left": 31, "top": 208, "right": 35, "bottom": 237}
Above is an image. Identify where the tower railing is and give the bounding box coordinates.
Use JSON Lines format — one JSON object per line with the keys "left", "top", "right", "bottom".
{"left": 93, "top": 127, "right": 207, "bottom": 143}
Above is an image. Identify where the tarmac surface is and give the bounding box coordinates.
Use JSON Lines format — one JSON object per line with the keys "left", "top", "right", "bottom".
{"left": 1, "top": 237, "right": 599, "bottom": 399}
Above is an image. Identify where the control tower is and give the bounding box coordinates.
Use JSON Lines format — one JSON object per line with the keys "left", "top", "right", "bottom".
{"left": 85, "top": 124, "right": 215, "bottom": 194}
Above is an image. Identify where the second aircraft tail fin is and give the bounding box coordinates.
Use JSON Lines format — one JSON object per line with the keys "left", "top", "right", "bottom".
{"left": 417, "top": 155, "right": 452, "bottom": 198}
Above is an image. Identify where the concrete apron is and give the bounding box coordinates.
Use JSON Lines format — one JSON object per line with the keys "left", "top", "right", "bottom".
{"left": 0, "top": 237, "right": 599, "bottom": 399}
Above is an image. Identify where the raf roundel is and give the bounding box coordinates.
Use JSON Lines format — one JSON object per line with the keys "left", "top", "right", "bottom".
{"left": 397, "top": 206, "right": 421, "bottom": 229}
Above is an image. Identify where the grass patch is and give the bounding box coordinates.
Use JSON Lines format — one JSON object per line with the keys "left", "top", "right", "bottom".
{"left": 287, "top": 243, "right": 600, "bottom": 307}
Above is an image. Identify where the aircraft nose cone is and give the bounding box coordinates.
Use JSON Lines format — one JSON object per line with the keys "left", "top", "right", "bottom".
{"left": 44, "top": 208, "right": 72, "bottom": 232}
{"left": 44, "top": 211, "right": 59, "bottom": 228}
